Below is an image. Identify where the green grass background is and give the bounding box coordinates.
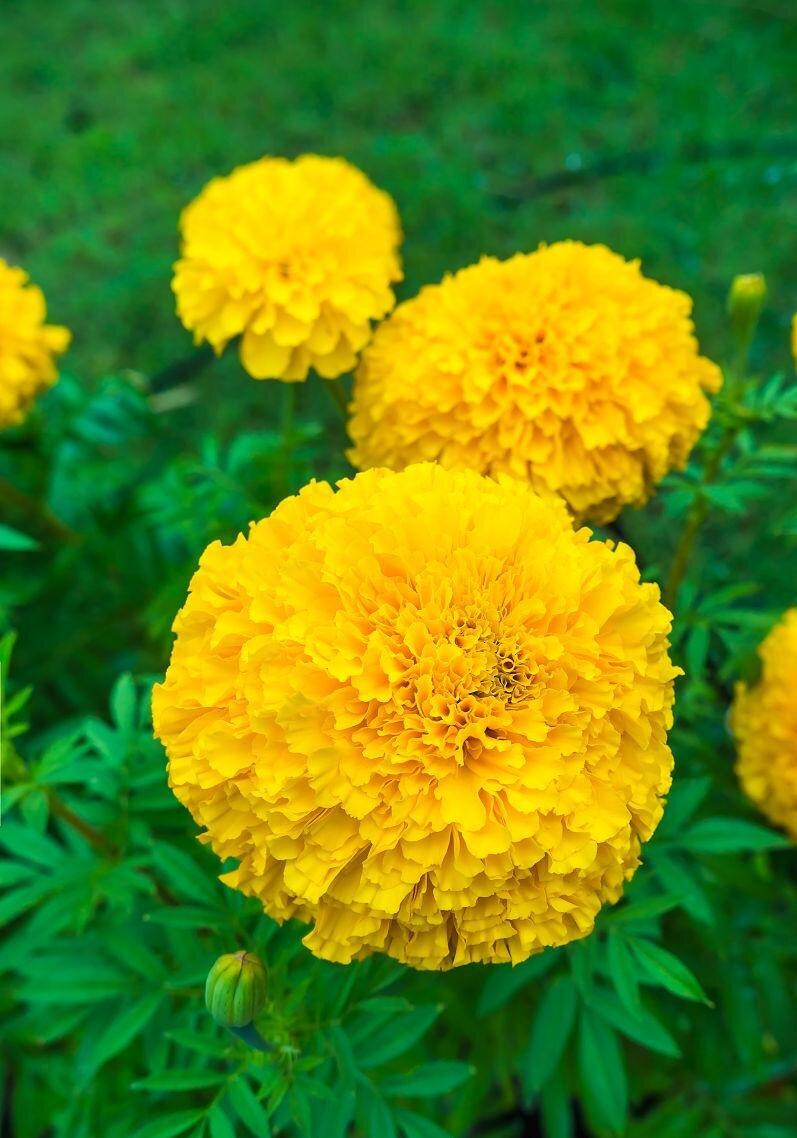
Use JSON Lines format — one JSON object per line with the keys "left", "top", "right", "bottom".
{"left": 2, "top": 0, "right": 796, "bottom": 382}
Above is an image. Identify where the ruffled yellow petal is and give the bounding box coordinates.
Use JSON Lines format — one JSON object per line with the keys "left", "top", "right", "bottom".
{"left": 153, "top": 464, "right": 678, "bottom": 970}
{"left": 347, "top": 242, "right": 721, "bottom": 523}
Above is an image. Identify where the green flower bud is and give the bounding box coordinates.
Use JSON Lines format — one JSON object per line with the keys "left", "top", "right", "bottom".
{"left": 727, "top": 273, "right": 766, "bottom": 349}
{"left": 205, "top": 951, "right": 267, "bottom": 1028}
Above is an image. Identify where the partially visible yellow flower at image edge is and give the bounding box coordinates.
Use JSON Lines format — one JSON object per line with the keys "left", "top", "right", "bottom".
{"left": 348, "top": 241, "right": 722, "bottom": 524}
{"left": 791, "top": 313, "right": 797, "bottom": 369}
{"left": 732, "top": 609, "right": 797, "bottom": 840}
{"left": 173, "top": 155, "right": 402, "bottom": 382}
{"left": 153, "top": 463, "right": 679, "bottom": 971}
{"left": 0, "top": 259, "right": 70, "bottom": 428}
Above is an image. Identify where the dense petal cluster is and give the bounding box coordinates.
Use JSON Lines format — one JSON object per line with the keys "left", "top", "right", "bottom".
{"left": 173, "top": 155, "right": 402, "bottom": 382}
{"left": 0, "top": 259, "right": 70, "bottom": 428}
{"left": 153, "top": 464, "right": 678, "bottom": 969}
{"left": 732, "top": 609, "right": 797, "bottom": 840}
{"left": 348, "top": 242, "right": 721, "bottom": 523}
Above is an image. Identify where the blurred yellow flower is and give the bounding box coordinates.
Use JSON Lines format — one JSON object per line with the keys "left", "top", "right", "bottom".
{"left": 173, "top": 155, "right": 402, "bottom": 382}
{"left": 791, "top": 313, "right": 796, "bottom": 369}
{"left": 348, "top": 242, "right": 721, "bottom": 523}
{"left": 732, "top": 609, "right": 797, "bottom": 840}
{"left": 0, "top": 259, "right": 70, "bottom": 429}
{"left": 153, "top": 463, "right": 677, "bottom": 970}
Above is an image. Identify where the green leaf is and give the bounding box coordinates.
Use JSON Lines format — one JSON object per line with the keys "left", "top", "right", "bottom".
{"left": 227, "top": 1076, "right": 271, "bottom": 1137}
{"left": 477, "top": 949, "right": 558, "bottom": 1016}
{"left": 357, "top": 1005, "right": 441, "bottom": 1070}
{"left": 167, "top": 1028, "right": 230, "bottom": 1058}
{"left": 145, "top": 907, "right": 223, "bottom": 929}
{"left": 0, "top": 821, "right": 65, "bottom": 866}
{"left": 629, "top": 938, "right": 711, "bottom": 1004}
{"left": 539, "top": 1068, "right": 573, "bottom": 1138}
{"left": 0, "top": 524, "right": 40, "bottom": 552}
{"left": 606, "top": 933, "right": 641, "bottom": 1015}
{"left": 522, "top": 975, "right": 578, "bottom": 1095}
{"left": 657, "top": 777, "right": 713, "bottom": 837}
{"left": 149, "top": 841, "right": 222, "bottom": 907}
{"left": 327, "top": 1086, "right": 356, "bottom": 1138}
{"left": 133, "top": 1111, "right": 206, "bottom": 1138}
{"left": 395, "top": 1108, "right": 452, "bottom": 1138}
{"left": 608, "top": 894, "right": 681, "bottom": 925}
{"left": 587, "top": 986, "right": 681, "bottom": 1058}
{"left": 382, "top": 1061, "right": 472, "bottom": 1098}
{"left": 577, "top": 1008, "right": 628, "bottom": 1135}
{"left": 651, "top": 851, "right": 715, "bottom": 925}
{"left": 110, "top": 672, "right": 138, "bottom": 733}
{"left": 362, "top": 1089, "right": 397, "bottom": 1138}
{"left": 134, "top": 1069, "right": 227, "bottom": 1091}
{"left": 86, "top": 990, "right": 164, "bottom": 1074}
{"left": 209, "top": 1106, "right": 236, "bottom": 1138}
{"left": 678, "top": 817, "right": 790, "bottom": 854}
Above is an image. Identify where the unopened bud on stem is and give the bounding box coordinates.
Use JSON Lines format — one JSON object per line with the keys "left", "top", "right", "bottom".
{"left": 205, "top": 951, "right": 267, "bottom": 1028}
{"left": 727, "top": 273, "right": 766, "bottom": 356}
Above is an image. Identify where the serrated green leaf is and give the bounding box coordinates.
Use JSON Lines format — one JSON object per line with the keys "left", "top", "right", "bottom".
{"left": 85, "top": 990, "right": 163, "bottom": 1074}
{"left": 382, "top": 1060, "right": 472, "bottom": 1098}
{"left": 522, "top": 974, "right": 578, "bottom": 1095}
{"left": 577, "top": 1008, "right": 627, "bottom": 1135}
{"left": 209, "top": 1106, "right": 236, "bottom": 1138}
{"left": 133, "top": 1111, "right": 205, "bottom": 1138}
{"left": 228, "top": 1076, "right": 271, "bottom": 1137}
{"left": 629, "top": 938, "right": 711, "bottom": 1004}
{"left": 678, "top": 817, "right": 789, "bottom": 854}
{"left": 395, "top": 1108, "right": 452, "bottom": 1138}
{"left": 134, "top": 1069, "right": 226, "bottom": 1092}
{"left": 167, "top": 1028, "right": 230, "bottom": 1058}
{"left": 357, "top": 1005, "right": 441, "bottom": 1070}
{"left": 0, "top": 524, "right": 40, "bottom": 552}
{"left": 110, "top": 673, "right": 138, "bottom": 733}
{"left": 539, "top": 1067, "right": 573, "bottom": 1138}
{"left": 587, "top": 986, "right": 681, "bottom": 1058}
{"left": 606, "top": 933, "right": 641, "bottom": 1015}
{"left": 362, "top": 1089, "right": 397, "bottom": 1138}
{"left": 477, "top": 949, "right": 558, "bottom": 1016}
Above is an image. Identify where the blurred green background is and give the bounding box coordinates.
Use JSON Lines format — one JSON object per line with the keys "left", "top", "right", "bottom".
{"left": 2, "top": 0, "right": 796, "bottom": 382}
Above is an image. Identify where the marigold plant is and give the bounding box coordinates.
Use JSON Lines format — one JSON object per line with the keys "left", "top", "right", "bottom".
{"left": 732, "top": 609, "right": 797, "bottom": 840}
{"left": 0, "top": 259, "right": 70, "bottom": 429}
{"left": 172, "top": 155, "right": 402, "bottom": 382}
{"left": 348, "top": 241, "right": 721, "bottom": 522}
{"left": 153, "top": 463, "right": 678, "bottom": 970}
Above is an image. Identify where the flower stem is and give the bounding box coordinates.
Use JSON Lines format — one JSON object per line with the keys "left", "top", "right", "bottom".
{"left": 228, "top": 1023, "right": 274, "bottom": 1052}
{"left": 663, "top": 344, "right": 753, "bottom": 610}
{"left": 0, "top": 475, "right": 79, "bottom": 545}
{"left": 48, "top": 793, "right": 115, "bottom": 854}
{"left": 278, "top": 382, "right": 298, "bottom": 498}
{"left": 324, "top": 377, "right": 349, "bottom": 419}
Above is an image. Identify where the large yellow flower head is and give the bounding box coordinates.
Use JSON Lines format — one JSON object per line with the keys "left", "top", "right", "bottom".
{"left": 153, "top": 464, "right": 678, "bottom": 970}
{"left": 732, "top": 609, "right": 797, "bottom": 840}
{"left": 347, "top": 241, "right": 721, "bottom": 523}
{"left": 173, "top": 155, "right": 402, "bottom": 382}
{"left": 0, "top": 259, "right": 70, "bottom": 428}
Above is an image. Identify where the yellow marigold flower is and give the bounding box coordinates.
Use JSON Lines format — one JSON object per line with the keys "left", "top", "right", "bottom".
{"left": 173, "top": 155, "right": 402, "bottom": 382}
{"left": 347, "top": 241, "right": 721, "bottom": 523}
{"left": 153, "top": 464, "right": 677, "bottom": 970}
{"left": 732, "top": 609, "right": 797, "bottom": 840}
{"left": 0, "top": 259, "right": 70, "bottom": 428}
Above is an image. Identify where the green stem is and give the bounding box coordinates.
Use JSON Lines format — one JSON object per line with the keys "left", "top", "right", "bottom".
{"left": 48, "top": 793, "right": 115, "bottom": 854}
{"left": 278, "top": 382, "right": 298, "bottom": 497}
{"left": 228, "top": 1023, "right": 274, "bottom": 1052}
{"left": 663, "top": 343, "right": 753, "bottom": 610}
{"left": 324, "top": 377, "right": 349, "bottom": 418}
{"left": 0, "top": 475, "right": 79, "bottom": 545}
